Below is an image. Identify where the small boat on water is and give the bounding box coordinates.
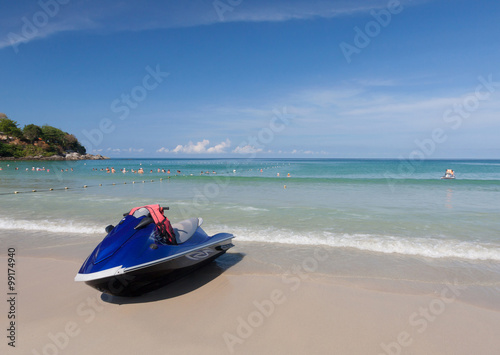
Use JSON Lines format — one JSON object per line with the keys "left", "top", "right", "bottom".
{"left": 75, "top": 204, "right": 234, "bottom": 296}
{"left": 441, "top": 169, "right": 455, "bottom": 179}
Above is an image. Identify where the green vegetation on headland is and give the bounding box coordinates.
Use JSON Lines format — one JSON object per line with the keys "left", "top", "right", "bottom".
{"left": 0, "top": 113, "right": 107, "bottom": 160}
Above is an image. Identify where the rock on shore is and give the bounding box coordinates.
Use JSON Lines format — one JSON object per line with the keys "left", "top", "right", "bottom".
{"left": 63, "top": 152, "right": 109, "bottom": 160}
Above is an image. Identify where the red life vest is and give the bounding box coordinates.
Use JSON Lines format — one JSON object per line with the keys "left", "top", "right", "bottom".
{"left": 128, "top": 204, "right": 176, "bottom": 244}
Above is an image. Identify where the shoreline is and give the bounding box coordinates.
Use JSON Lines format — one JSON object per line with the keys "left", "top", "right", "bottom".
{"left": 11, "top": 232, "right": 500, "bottom": 312}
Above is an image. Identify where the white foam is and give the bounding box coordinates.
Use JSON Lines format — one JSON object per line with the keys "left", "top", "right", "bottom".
{"left": 208, "top": 226, "right": 500, "bottom": 261}
{"left": 0, "top": 218, "right": 102, "bottom": 235}
{"left": 238, "top": 206, "right": 270, "bottom": 212}
{"left": 2, "top": 217, "right": 499, "bottom": 261}
{"left": 222, "top": 205, "right": 270, "bottom": 212}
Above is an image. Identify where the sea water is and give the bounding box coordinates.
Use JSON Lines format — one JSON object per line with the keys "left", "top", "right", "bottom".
{"left": 1, "top": 159, "right": 499, "bottom": 306}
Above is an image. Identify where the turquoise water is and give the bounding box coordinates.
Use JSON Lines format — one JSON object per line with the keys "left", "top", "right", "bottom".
{"left": 1, "top": 158, "right": 500, "bottom": 262}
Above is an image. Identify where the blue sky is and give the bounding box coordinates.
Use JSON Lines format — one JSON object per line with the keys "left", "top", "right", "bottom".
{"left": 1, "top": 0, "right": 499, "bottom": 158}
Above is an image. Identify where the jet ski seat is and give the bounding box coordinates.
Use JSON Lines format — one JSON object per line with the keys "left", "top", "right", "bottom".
{"left": 171, "top": 217, "right": 201, "bottom": 244}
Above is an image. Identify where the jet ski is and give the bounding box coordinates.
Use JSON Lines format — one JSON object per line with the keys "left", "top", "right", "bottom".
{"left": 75, "top": 204, "right": 234, "bottom": 297}
{"left": 441, "top": 169, "right": 455, "bottom": 179}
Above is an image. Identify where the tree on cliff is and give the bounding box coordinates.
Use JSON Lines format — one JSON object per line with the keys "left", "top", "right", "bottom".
{"left": 0, "top": 141, "right": 12, "bottom": 156}
{"left": 41, "top": 125, "right": 66, "bottom": 145}
{"left": 63, "top": 133, "right": 86, "bottom": 154}
{"left": 0, "top": 117, "right": 23, "bottom": 139}
{"left": 22, "top": 124, "right": 43, "bottom": 143}
{"left": 0, "top": 114, "right": 86, "bottom": 157}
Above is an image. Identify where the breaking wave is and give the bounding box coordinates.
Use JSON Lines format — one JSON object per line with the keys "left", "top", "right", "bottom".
{"left": 0, "top": 217, "right": 102, "bottom": 235}
{"left": 209, "top": 225, "right": 500, "bottom": 261}
{"left": 2, "top": 216, "right": 499, "bottom": 261}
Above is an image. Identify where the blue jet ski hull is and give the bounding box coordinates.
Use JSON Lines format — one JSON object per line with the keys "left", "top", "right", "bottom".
{"left": 75, "top": 213, "right": 234, "bottom": 297}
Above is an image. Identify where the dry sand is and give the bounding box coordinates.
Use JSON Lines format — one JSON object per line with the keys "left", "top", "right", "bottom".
{"left": 2, "top": 247, "right": 500, "bottom": 355}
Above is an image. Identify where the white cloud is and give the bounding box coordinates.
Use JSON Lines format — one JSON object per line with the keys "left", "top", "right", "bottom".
{"left": 284, "top": 149, "right": 326, "bottom": 156}
{"left": 207, "top": 139, "right": 231, "bottom": 153}
{"left": 159, "top": 139, "right": 231, "bottom": 154}
{"left": 213, "top": 0, "right": 415, "bottom": 24}
{"left": 1, "top": 0, "right": 423, "bottom": 51}
{"left": 0, "top": 9, "right": 98, "bottom": 50}
{"left": 342, "top": 96, "right": 459, "bottom": 116}
{"left": 106, "top": 147, "right": 144, "bottom": 153}
{"left": 173, "top": 140, "right": 209, "bottom": 153}
{"left": 293, "top": 88, "right": 363, "bottom": 108}
{"left": 233, "top": 145, "right": 264, "bottom": 154}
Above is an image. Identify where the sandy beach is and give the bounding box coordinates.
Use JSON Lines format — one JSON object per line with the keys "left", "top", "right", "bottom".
{"left": 3, "top": 239, "right": 500, "bottom": 355}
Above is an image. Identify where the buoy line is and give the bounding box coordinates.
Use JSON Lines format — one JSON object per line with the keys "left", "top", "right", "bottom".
{"left": 1, "top": 163, "right": 292, "bottom": 196}
{"left": 0, "top": 177, "right": 168, "bottom": 196}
